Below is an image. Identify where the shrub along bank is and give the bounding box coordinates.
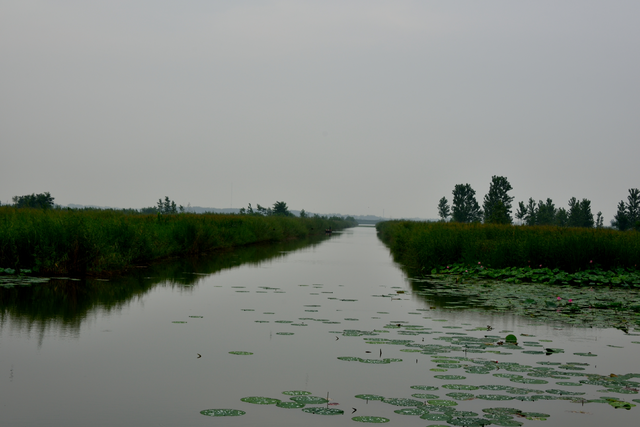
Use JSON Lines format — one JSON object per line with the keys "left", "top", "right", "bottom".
{"left": 376, "top": 221, "right": 640, "bottom": 286}
{"left": 0, "top": 207, "right": 356, "bottom": 274}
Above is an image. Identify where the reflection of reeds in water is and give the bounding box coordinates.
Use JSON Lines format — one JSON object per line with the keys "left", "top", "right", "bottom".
{"left": 0, "top": 234, "right": 329, "bottom": 335}
{"left": 377, "top": 221, "right": 640, "bottom": 273}
{"left": 0, "top": 207, "right": 356, "bottom": 274}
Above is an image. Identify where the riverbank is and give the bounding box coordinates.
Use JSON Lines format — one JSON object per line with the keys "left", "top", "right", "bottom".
{"left": 0, "top": 207, "right": 356, "bottom": 274}
{"left": 376, "top": 221, "right": 640, "bottom": 287}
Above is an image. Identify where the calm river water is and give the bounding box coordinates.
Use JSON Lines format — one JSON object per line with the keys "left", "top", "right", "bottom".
{"left": 1, "top": 226, "right": 638, "bottom": 427}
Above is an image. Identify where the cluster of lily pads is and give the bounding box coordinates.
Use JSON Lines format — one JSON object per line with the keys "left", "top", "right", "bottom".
{"left": 194, "top": 278, "right": 640, "bottom": 425}
{"left": 430, "top": 263, "right": 640, "bottom": 288}
{"left": 407, "top": 275, "right": 640, "bottom": 330}
{"left": 0, "top": 271, "right": 49, "bottom": 288}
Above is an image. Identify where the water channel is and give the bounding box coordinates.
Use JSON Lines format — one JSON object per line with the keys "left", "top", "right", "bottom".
{"left": 1, "top": 226, "right": 638, "bottom": 426}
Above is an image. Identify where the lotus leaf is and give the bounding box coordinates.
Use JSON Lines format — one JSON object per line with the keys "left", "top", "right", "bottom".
{"left": 302, "top": 407, "right": 344, "bottom": 415}
{"left": 383, "top": 398, "right": 423, "bottom": 406}
{"left": 199, "top": 409, "right": 246, "bottom": 417}
{"left": 355, "top": 394, "right": 385, "bottom": 401}
{"left": 351, "top": 416, "right": 390, "bottom": 423}
{"left": 241, "top": 396, "right": 280, "bottom": 404}
{"left": 290, "top": 395, "right": 328, "bottom": 404}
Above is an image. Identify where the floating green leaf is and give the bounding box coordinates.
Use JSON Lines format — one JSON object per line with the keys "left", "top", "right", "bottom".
{"left": 434, "top": 375, "right": 466, "bottom": 380}
{"left": 290, "top": 395, "right": 328, "bottom": 404}
{"left": 355, "top": 394, "right": 385, "bottom": 401}
{"left": 351, "top": 416, "right": 390, "bottom": 423}
{"left": 282, "top": 390, "right": 311, "bottom": 395}
{"left": 229, "top": 351, "right": 253, "bottom": 355}
{"left": 302, "top": 407, "right": 344, "bottom": 415}
{"left": 383, "top": 397, "right": 424, "bottom": 406}
{"left": 412, "top": 393, "right": 440, "bottom": 399}
{"left": 394, "top": 408, "right": 426, "bottom": 415}
{"left": 240, "top": 396, "right": 280, "bottom": 404}
{"left": 199, "top": 409, "right": 246, "bottom": 417}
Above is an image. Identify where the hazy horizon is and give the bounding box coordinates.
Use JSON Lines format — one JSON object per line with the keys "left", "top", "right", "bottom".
{"left": 2, "top": 1, "right": 638, "bottom": 223}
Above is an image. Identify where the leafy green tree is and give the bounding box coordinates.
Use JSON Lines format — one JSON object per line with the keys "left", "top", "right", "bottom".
{"left": 555, "top": 207, "right": 568, "bottom": 227}
{"left": 483, "top": 176, "right": 514, "bottom": 224}
{"left": 536, "top": 198, "right": 556, "bottom": 226}
{"left": 515, "top": 198, "right": 537, "bottom": 225}
{"left": 12, "top": 192, "right": 55, "bottom": 209}
{"left": 157, "top": 196, "right": 178, "bottom": 214}
{"left": 299, "top": 209, "right": 307, "bottom": 218}
{"left": 486, "top": 200, "right": 510, "bottom": 224}
{"left": 256, "top": 204, "right": 268, "bottom": 216}
{"left": 272, "top": 201, "right": 292, "bottom": 216}
{"left": 628, "top": 188, "right": 640, "bottom": 224}
{"left": 567, "top": 197, "right": 594, "bottom": 227}
{"left": 437, "top": 197, "right": 450, "bottom": 221}
{"left": 596, "top": 211, "right": 604, "bottom": 228}
{"left": 612, "top": 188, "right": 640, "bottom": 231}
{"left": 612, "top": 201, "right": 630, "bottom": 230}
{"left": 451, "top": 184, "right": 483, "bottom": 223}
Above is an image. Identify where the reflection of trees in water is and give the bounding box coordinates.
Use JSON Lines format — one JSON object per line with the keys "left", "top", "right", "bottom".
{"left": 0, "top": 235, "right": 328, "bottom": 341}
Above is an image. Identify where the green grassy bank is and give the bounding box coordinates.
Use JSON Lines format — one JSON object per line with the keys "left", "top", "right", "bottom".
{"left": 0, "top": 207, "right": 356, "bottom": 274}
{"left": 377, "top": 221, "right": 639, "bottom": 278}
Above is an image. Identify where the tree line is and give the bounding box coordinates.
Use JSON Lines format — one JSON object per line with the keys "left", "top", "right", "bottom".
{"left": 5, "top": 193, "right": 357, "bottom": 222}
{"left": 437, "top": 177, "right": 639, "bottom": 231}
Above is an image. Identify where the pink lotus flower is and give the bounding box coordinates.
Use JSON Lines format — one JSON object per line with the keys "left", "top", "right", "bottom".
{"left": 478, "top": 262, "right": 481, "bottom": 265}
{"left": 557, "top": 297, "right": 562, "bottom": 301}
{"left": 539, "top": 264, "right": 542, "bottom": 268}
{"left": 568, "top": 299, "right": 573, "bottom": 303}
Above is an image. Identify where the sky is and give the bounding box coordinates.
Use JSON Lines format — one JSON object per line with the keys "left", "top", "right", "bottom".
{"left": 1, "top": 1, "right": 639, "bottom": 221}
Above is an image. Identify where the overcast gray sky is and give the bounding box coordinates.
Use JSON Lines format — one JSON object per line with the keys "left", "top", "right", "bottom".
{"left": 2, "top": 1, "right": 638, "bottom": 220}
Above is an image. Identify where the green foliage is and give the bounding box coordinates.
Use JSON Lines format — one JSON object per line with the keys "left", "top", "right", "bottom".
{"left": 299, "top": 209, "right": 307, "bottom": 218}
{"left": 517, "top": 197, "right": 595, "bottom": 228}
{"left": 438, "top": 197, "right": 450, "bottom": 221}
{"left": 272, "top": 201, "right": 292, "bottom": 216}
{"left": 376, "top": 221, "right": 640, "bottom": 274}
{"left": 12, "top": 192, "right": 54, "bottom": 209}
{"left": 157, "top": 196, "right": 178, "bottom": 214}
{"left": 613, "top": 188, "right": 640, "bottom": 231}
{"left": 0, "top": 207, "right": 356, "bottom": 274}
{"left": 451, "top": 184, "right": 482, "bottom": 223}
{"left": 567, "top": 197, "right": 594, "bottom": 228}
{"left": 483, "top": 176, "right": 513, "bottom": 224}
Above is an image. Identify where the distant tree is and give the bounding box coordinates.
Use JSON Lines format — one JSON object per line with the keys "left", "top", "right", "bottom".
{"left": 272, "top": 201, "right": 292, "bottom": 216}
{"left": 555, "top": 207, "right": 568, "bottom": 227}
{"left": 556, "top": 208, "right": 569, "bottom": 227}
{"left": 567, "top": 197, "right": 594, "bottom": 228}
{"left": 12, "top": 192, "right": 55, "bottom": 209}
{"left": 536, "top": 199, "right": 556, "bottom": 226}
{"left": 256, "top": 204, "right": 268, "bottom": 216}
{"left": 157, "top": 196, "right": 178, "bottom": 214}
{"left": 612, "top": 188, "right": 640, "bottom": 231}
{"left": 628, "top": 188, "right": 640, "bottom": 224}
{"left": 596, "top": 211, "right": 604, "bottom": 228}
{"left": 486, "top": 200, "right": 510, "bottom": 224}
{"left": 483, "top": 176, "right": 514, "bottom": 224}
{"left": 579, "top": 199, "right": 595, "bottom": 228}
{"left": 515, "top": 198, "right": 537, "bottom": 226}
{"left": 451, "top": 184, "right": 483, "bottom": 223}
{"left": 437, "top": 197, "right": 450, "bottom": 221}
{"left": 299, "top": 209, "right": 307, "bottom": 218}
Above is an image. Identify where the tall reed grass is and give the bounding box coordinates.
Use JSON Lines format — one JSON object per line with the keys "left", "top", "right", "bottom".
{"left": 0, "top": 207, "right": 356, "bottom": 274}
{"left": 377, "top": 221, "right": 640, "bottom": 273}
